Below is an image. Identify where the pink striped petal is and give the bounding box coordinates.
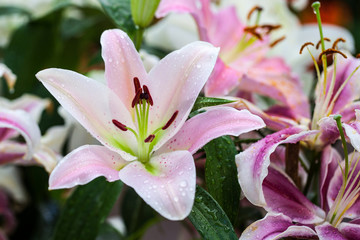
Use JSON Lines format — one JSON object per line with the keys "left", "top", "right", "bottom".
{"left": 316, "top": 116, "right": 341, "bottom": 149}
{"left": 338, "top": 222, "right": 360, "bottom": 240}
{"left": 156, "top": 107, "right": 265, "bottom": 155}
{"left": 0, "top": 109, "right": 41, "bottom": 159}
{"left": 237, "top": 126, "right": 318, "bottom": 207}
{"left": 204, "top": 58, "right": 242, "bottom": 96}
{"left": 320, "top": 146, "right": 342, "bottom": 212}
{"left": 119, "top": 150, "right": 195, "bottom": 220}
{"left": 338, "top": 101, "right": 360, "bottom": 123}
{"left": 327, "top": 152, "right": 360, "bottom": 219}
{"left": 343, "top": 110, "right": 360, "bottom": 152}
{"left": 240, "top": 213, "right": 317, "bottom": 240}
{"left": 144, "top": 41, "right": 219, "bottom": 150}
{"left": 49, "top": 145, "right": 127, "bottom": 189}
{"left": 240, "top": 58, "right": 310, "bottom": 120}
{"left": 263, "top": 166, "right": 325, "bottom": 224}
{"left": 0, "top": 142, "right": 26, "bottom": 164}
{"left": 100, "top": 29, "right": 147, "bottom": 110}
{"left": 36, "top": 68, "right": 137, "bottom": 160}
{"left": 316, "top": 223, "right": 347, "bottom": 240}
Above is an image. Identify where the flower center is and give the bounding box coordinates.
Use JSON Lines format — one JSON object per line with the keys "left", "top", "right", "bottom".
{"left": 112, "top": 77, "right": 178, "bottom": 163}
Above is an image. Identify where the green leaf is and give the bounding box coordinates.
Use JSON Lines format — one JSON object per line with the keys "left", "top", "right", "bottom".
{"left": 0, "top": 6, "right": 30, "bottom": 16}
{"left": 52, "top": 177, "right": 123, "bottom": 240}
{"left": 204, "top": 136, "right": 240, "bottom": 224}
{"left": 121, "top": 187, "right": 158, "bottom": 239}
{"left": 191, "top": 97, "right": 235, "bottom": 112}
{"left": 188, "top": 186, "right": 238, "bottom": 240}
{"left": 99, "top": 0, "right": 136, "bottom": 39}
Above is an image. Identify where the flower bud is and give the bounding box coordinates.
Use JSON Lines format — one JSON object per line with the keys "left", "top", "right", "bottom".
{"left": 131, "top": 0, "right": 161, "bottom": 28}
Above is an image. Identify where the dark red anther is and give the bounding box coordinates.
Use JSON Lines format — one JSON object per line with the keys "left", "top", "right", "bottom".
{"left": 162, "top": 111, "right": 179, "bottom": 130}
{"left": 143, "top": 85, "right": 153, "bottom": 106}
{"left": 132, "top": 88, "right": 142, "bottom": 108}
{"left": 133, "top": 77, "right": 141, "bottom": 93}
{"left": 144, "top": 134, "right": 155, "bottom": 143}
{"left": 112, "top": 119, "right": 127, "bottom": 131}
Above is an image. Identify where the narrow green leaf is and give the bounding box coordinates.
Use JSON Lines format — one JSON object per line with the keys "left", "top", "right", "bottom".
{"left": 52, "top": 177, "right": 123, "bottom": 240}
{"left": 188, "top": 186, "right": 238, "bottom": 240}
{"left": 99, "top": 0, "right": 136, "bottom": 39}
{"left": 204, "top": 136, "right": 240, "bottom": 224}
{"left": 191, "top": 97, "right": 235, "bottom": 112}
{"left": 0, "top": 6, "right": 30, "bottom": 16}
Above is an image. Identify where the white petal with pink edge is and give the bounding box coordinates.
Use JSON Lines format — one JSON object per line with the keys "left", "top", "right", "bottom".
{"left": 119, "top": 150, "right": 195, "bottom": 220}
{"left": 49, "top": 145, "right": 128, "bottom": 190}
{"left": 156, "top": 107, "right": 265, "bottom": 155}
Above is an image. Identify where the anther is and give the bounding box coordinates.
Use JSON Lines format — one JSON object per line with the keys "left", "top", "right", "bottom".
{"left": 243, "top": 26, "right": 262, "bottom": 40}
{"left": 247, "top": 6, "right": 263, "bottom": 20}
{"left": 270, "top": 36, "right": 286, "bottom": 48}
{"left": 133, "top": 77, "right": 141, "bottom": 93}
{"left": 260, "top": 24, "right": 281, "bottom": 34}
{"left": 143, "top": 85, "right": 153, "bottom": 106}
{"left": 356, "top": 53, "right": 360, "bottom": 59}
{"left": 112, "top": 119, "right": 128, "bottom": 131}
{"left": 162, "top": 111, "right": 179, "bottom": 130}
{"left": 299, "top": 42, "right": 315, "bottom": 54}
{"left": 132, "top": 88, "right": 142, "bottom": 108}
{"left": 332, "top": 38, "right": 346, "bottom": 49}
{"left": 318, "top": 49, "right": 347, "bottom": 61}
{"left": 316, "top": 37, "right": 330, "bottom": 49}
{"left": 144, "top": 134, "right": 155, "bottom": 143}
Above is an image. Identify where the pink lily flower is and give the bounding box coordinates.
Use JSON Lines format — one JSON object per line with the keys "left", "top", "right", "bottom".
{"left": 0, "top": 95, "right": 60, "bottom": 172}
{"left": 239, "top": 146, "right": 360, "bottom": 240}
{"left": 36, "top": 29, "right": 265, "bottom": 220}
{"left": 156, "top": 0, "right": 310, "bottom": 121}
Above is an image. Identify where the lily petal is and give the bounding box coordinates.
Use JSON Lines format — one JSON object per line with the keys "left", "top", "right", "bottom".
{"left": 49, "top": 145, "right": 128, "bottom": 189}
{"left": 240, "top": 213, "right": 317, "bottom": 240}
{"left": 316, "top": 222, "right": 347, "bottom": 240}
{"left": 338, "top": 101, "right": 360, "bottom": 123}
{"left": 0, "top": 109, "right": 41, "bottom": 159}
{"left": 156, "top": 107, "right": 265, "bottom": 155}
{"left": 36, "top": 68, "right": 138, "bottom": 160}
{"left": 100, "top": 29, "right": 147, "bottom": 110}
{"left": 338, "top": 222, "right": 360, "bottom": 240}
{"left": 343, "top": 110, "right": 360, "bottom": 152}
{"left": 119, "top": 150, "right": 195, "bottom": 220}
{"left": 0, "top": 142, "right": 27, "bottom": 164}
{"left": 237, "top": 126, "right": 318, "bottom": 206}
{"left": 320, "top": 146, "right": 342, "bottom": 212}
{"left": 145, "top": 41, "right": 219, "bottom": 150}
{"left": 263, "top": 166, "right": 325, "bottom": 224}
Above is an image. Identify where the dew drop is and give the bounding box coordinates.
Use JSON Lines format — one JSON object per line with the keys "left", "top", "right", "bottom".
{"left": 180, "top": 181, "right": 187, "bottom": 187}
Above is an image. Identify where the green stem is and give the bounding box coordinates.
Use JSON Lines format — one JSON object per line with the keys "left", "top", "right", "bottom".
{"left": 334, "top": 115, "right": 349, "bottom": 181}
{"left": 134, "top": 27, "right": 144, "bottom": 51}
{"left": 303, "top": 152, "right": 320, "bottom": 195}
{"left": 285, "top": 143, "right": 301, "bottom": 189}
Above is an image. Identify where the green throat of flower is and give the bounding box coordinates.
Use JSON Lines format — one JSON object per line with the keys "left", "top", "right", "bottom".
{"left": 112, "top": 77, "right": 178, "bottom": 164}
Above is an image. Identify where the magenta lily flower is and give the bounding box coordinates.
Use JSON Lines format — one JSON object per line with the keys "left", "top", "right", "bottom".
{"left": 36, "top": 29, "right": 265, "bottom": 220}
{"left": 239, "top": 146, "right": 360, "bottom": 240}
{"left": 156, "top": 0, "right": 309, "bottom": 121}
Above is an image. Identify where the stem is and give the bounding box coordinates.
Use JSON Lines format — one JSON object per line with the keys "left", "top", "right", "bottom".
{"left": 285, "top": 143, "right": 301, "bottom": 188}
{"left": 134, "top": 27, "right": 144, "bottom": 51}
{"left": 303, "top": 152, "right": 320, "bottom": 195}
{"left": 312, "top": 1, "right": 328, "bottom": 92}
{"left": 334, "top": 115, "right": 349, "bottom": 181}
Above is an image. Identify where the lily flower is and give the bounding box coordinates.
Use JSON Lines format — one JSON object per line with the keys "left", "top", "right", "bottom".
{"left": 36, "top": 29, "right": 265, "bottom": 220}
{"left": 156, "top": 0, "right": 310, "bottom": 121}
{"left": 0, "top": 94, "right": 60, "bottom": 172}
{"left": 239, "top": 146, "right": 360, "bottom": 240}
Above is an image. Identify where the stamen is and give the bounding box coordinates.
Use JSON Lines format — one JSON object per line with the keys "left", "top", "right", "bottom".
{"left": 133, "top": 77, "right": 141, "bottom": 93}
{"left": 162, "top": 111, "right": 179, "bottom": 130}
{"left": 270, "top": 36, "right": 285, "bottom": 48}
{"left": 144, "top": 134, "right": 155, "bottom": 143}
{"left": 112, "top": 119, "right": 128, "bottom": 131}
{"left": 356, "top": 53, "right": 360, "bottom": 58}
{"left": 332, "top": 38, "right": 346, "bottom": 49}
{"left": 143, "top": 85, "right": 153, "bottom": 106}
{"left": 247, "top": 6, "right": 263, "bottom": 20}
{"left": 132, "top": 88, "right": 142, "bottom": 108}
{"left": 260, "top": 24, "right": 281, "bottom": 34}
{"left": 316, "top": 38, "right": 330, "bottom": 49}
{"left": 318, "top": 49, "right": 347, "bottom": 61}
{"left": 243, "top": 26, "right": 262, "bottom": 40}
{"left": 299, "top": 42, "right": 314, "bottom": 54}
